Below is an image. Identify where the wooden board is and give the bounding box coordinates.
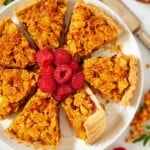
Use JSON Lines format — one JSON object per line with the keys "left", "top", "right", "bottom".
{"left": 102, "top": 0, "right": 140, "bottom": 32}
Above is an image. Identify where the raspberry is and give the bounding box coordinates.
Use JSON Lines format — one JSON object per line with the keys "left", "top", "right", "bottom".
{"left": 36, "top": 49, "right": 54, "bottom": 67}
{"left": 70, "top": 59, "right": 80, "bottom": 74}
{"left": 113, "top": 147, "right": 126, "bottom": 150}
{"left": 54, "top": 84, "right": 73, "bottom": 101}
{"left": 54, "top": 48, "right": 71, "bottom": 65}
{"left": 71, "top": 72, "right": 84, "bottom": 90}
{"left": 54, "top": 65, "right": 72, "bottom": 84}
{"left": 39, "top": 65, "right": 54, "bottom": 76}
{"left": 38, "top": 76, "right": 56, "bottom": 93}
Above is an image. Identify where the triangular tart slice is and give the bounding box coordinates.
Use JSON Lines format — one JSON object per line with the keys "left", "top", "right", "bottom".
{"left": 61, "top": 86, "right": 106, "bottom": 144}
{"left": 6, "top": 89, "right": 60, "bottom": 149}
{"left": 83, "top": 55, "right": 138, "bottom": 105}
{"left": 0, "top": 67, "right": 38, "bottom": 120}
{"left": 15, "top": 0, "right": 67, "bottom": 49}
{"left": 0, "top": 17, "right": 36, "bottom": 68}
{"left": 64, "top": 0, "right": 121, "bottom": 60}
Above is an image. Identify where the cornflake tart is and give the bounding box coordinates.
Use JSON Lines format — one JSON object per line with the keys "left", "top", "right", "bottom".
{"left": 0, "top": 0, "right": 140, "bottom": 149}
{"left": 6, "top": 89, "right": 60, "bottom": 149}
{"left": 64, "top": 0, "right": 121, "bottom": 60}
{"left": 0, "top": 67, "right": 38, "bottom": 120}
{"left": 15, "top": 0, "right": 67, "bottom": 49}
{"left": 62, "top": 86, "right": 106, "bottom": 144}
{"left": 83, "top": 55, "right": 138, "bottom": 105}
{"left": 0, "top": 17, "right": 37, "bottom": 68}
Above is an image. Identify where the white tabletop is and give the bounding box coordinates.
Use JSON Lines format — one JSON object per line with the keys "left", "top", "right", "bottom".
{"left": 107, "top": 0, "right": 150, "bottom": 150}
{"left": 0, "top": 0, "right": 150, "bottom": 150}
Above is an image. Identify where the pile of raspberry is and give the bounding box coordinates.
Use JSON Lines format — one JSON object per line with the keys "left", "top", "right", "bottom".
{"left": 36, "top": 48, "right": 84, "bottom": 101}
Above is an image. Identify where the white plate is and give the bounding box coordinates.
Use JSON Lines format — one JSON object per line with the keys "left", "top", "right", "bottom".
{"left": 0, "top": 0, "right": 143, "bottom": 150}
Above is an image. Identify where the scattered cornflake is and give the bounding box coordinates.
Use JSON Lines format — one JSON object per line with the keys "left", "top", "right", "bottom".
{"left": 126, "top": 90, "right": 150, "bottom": 143}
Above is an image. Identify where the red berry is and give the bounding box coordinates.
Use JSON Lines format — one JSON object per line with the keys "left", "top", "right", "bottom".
{"left": 54, "top": 48, "right": 71, "bottom": 65}
{"left": 39, "top": 65, "right": 54, "bottom": 76}
{"left": 36, "top": 49, "right": 54, "bottom": 67}
{"left": 113, "top": 147, "right": 126, "bottom": 150}
{"left": 54, "top": 65, "right": 72, "bottom": 84}
{"left": 38, "top": 76, "right": 56, "bottom": 93}
{"left": 70, "top": 59, "right": 80, "bottom": 74}
{"left": 71, "top": 72, "right": 84, "bottom": 90}
{"left": 54, "top": 84, "right": 73, "bottom": 101}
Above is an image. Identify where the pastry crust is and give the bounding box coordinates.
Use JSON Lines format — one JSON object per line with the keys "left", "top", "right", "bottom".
{"left": 64, "top": 0, "right": 121, "bottom": 60}
{"left": 84, "top": 86, "right": 106, "bottom": 144}
{"left": 121, "top": 56, "right": 138, "bottom": 105}
{"left": 0, "top": 67, "right": 38, "bottom": 120}
{"left": 0, "top": 17, "right": 36, "bottom": 68}
{"left": 15, "top": 0, "right": 67, "bottom": 49}
{"left": 6, "top": 89, "right": 60, "bottom": 150}
{"left": 61, "top": 86, "right": 106, "bottom": 144}
{"left": 83, "top": 55, "right": 138, "bottom": 105}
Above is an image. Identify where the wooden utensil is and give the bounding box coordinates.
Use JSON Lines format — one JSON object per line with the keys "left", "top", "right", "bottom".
{"left": 102, "top": 0, "right": 150, "bottom": 49}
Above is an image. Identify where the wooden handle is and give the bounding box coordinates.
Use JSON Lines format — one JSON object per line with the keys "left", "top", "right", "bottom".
{"left": 135, "top": 28, "right": 150, "bottom": 49}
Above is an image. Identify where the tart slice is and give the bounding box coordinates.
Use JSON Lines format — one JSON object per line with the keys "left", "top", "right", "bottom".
{"left": 16, "top": 0, "right": 67, "bottom": 49}
{"left": 61, "top": 86, "right": 106, "bottom": 144}
{"left": 83, "top": 55, "right": 138, "bottom": 105}
{"left": 0, "top": 17, "right": 36, "bottom": 68}
{"left": 64, "top": 0, "right": 121, "bottom": 60}
{"left": 0, "top": 67, "right": 38, "bottom": 120}
{"left": 6, "top": 89, "right": 60, "bottom": 149}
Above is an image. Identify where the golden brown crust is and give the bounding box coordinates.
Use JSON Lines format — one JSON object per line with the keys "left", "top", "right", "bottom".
{"left": 64, "top": 0, "right": 121, "bottom": 60}
{"left": 83, "top": 55, "right": 138, "bottom": 105}
{"left": 0, "top": 67, "right": 38, "bottom": 120}
{"left": 0, "top": 17, "right": 36, "bottom": 68}
{"left": 15, "top": 0, "right": 67, "bottom": 49}
{"left": 121, "top": 56, "right": 138, "bottom": 105}
{"left": 6, "top": 89, "right": 60, "bottom": 149}
{"left": 84, "top": 86, "right": 106, "bottom": 144}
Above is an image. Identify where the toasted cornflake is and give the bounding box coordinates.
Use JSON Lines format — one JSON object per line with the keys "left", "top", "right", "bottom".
{"left": 0, "top": 17, "right": 36, "bottom": 68}
{"left": 64, "top": 0, "right": 121, "bottom": 60}
{"left": 6, "top": 90, "right": 60, "bottom": 148}
{"left": 16, "top": 0, "right": 67, "bottom": 49}
{"left": 0, "top": 67, "right": 38, "bottom": 119}
{"left": 83, "top": 55, "right": 138, "bottom": 105}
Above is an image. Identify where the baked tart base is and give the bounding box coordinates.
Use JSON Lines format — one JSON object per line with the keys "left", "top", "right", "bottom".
{"left": 61, "top": 86, "right": 106, "bottom": 144}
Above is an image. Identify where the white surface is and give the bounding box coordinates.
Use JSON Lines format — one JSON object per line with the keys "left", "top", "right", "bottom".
{"left": 107, "top": 0, "right": 150, "bottom": 150}
{"left": 0, "top": 0, "right": 148, "bottom": 150}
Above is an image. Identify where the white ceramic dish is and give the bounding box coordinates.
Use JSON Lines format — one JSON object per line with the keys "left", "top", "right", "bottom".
{"left": 0, "top": 0, "right": 143, "bottom": 150}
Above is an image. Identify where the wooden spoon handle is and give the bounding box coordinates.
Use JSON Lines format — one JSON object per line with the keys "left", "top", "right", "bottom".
{"left": 135, "top": 28, "right": 150, "bottom": 49}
